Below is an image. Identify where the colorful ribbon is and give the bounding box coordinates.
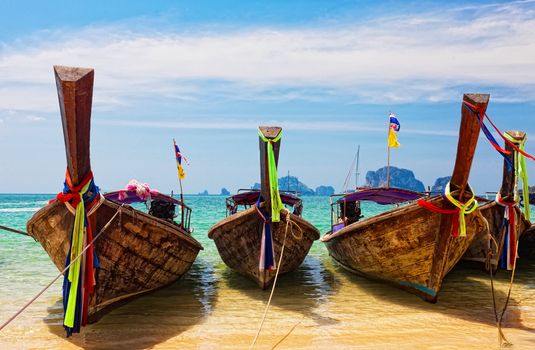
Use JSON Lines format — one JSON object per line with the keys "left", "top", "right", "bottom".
{"left": 56, "top": 169, "right": 100, "bottom": 336}
{"left": 255, "top": 197, "right": 276, "bottom": 272}
{"left": 417, "top": 182, "right": 478, "bottom": 237}
{"left": 258, "top": 129, "right": 284, "bottom": 223}
{"left": 503, "top": 133, "right": 530, "bottom": 220}
{"left": 463, "top": 101, "right": 535, "bottom": 163}
{"left": 496, "top": 193, "right": 517, "bottom": 270}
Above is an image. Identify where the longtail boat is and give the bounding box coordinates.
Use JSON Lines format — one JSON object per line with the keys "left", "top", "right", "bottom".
{"left": 207, "top": 127, "right": 320, "bottom": 289}
{"left": 26, "top": 66, "right": 203, "bottom": 335}
{"left": 321, "top": 94, "right": 490, "bottom": 302}
{"left": 463, "top": 131, "right": 532, "bottom": 269}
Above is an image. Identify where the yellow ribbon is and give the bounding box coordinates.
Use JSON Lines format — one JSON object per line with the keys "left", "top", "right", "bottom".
{"left": 503, "top": 133, "right": 530, "bottom": 220}
{"left": 258, "top": 128, "right": 284, "bottom": 222}
{"left": 444, "top": 181, "right": 478, "bottom": 237}
{"left": 64, "top": 179, "right": 92, "bottom": 328}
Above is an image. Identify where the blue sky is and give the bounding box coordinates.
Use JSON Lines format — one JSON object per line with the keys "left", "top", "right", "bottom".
{"left": 1, "top": 0, "right": 534, "bottom": 194}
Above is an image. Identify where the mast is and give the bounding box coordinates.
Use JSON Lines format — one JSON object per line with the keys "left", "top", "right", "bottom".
{"left": 386, "top": 113, "right": 391, "bottom": 188}
{"left": 173, "top": 139, "right": 186, "bottom": 227}
{"left": 287, "top": 170, "right": 290, "bottom": 192}
{"left": 258, "top": 126, "right": 282, "bottom": 213}
{"left": 54, "top": 65, "right": 94, "bottom": 186}
{"left": 355, "top": 145, "right": 360, "bottom": 189}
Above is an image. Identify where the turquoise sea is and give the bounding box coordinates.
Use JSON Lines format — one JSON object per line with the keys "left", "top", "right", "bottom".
{"left": 0, "top": 194, "right": 534, "bottom": 349}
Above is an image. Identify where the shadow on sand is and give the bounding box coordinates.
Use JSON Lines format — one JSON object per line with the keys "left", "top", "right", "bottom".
{"left": 222, "top": 255, "right": 340, "bottom": 326}
{"left": 334, "top": 256, "right": 535, "bottom": 333}
{"left": 44, "top": 260, "right": 218, "bottom": 350}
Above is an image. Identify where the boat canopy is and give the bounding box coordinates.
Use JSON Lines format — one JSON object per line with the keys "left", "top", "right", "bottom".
{"left": 105, "top": 190, "right": 180, "bottom": 205}
{"left": 230, "top": 189, "right": 301, "bottom": 207}
{"left": 339, "top": 187, "right": 423, "bottom": 205}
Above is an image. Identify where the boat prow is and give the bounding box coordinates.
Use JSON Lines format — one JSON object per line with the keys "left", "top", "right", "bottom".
{"left": 208, "top": 206, "right": 319, "bottom": 289}
{"left": 321, "top": 193, "right": 486, "bottom": 302}
{"left": 26, "top": 65, "right": 203, "bottom": 327}
{"left": 208, "top": 127, "right": 320, "bottom": 289}
{"left": 322, "top": 93, "right": 491, "bottom": 302}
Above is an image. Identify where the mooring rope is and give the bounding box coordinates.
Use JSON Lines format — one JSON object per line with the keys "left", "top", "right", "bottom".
{"left": 270, "top": 317, "right": 304, "bottom": 349}
{"left": 485, "top": 212, "right": 518, "bottom": 347}
{"left": 0, "top": 224, "right": 32, "bottom": 237}
{"left": 0, "top": 204, "right": 124, "bottom": 332}
{"left": 249, "top": 208, "right": 302, "bottom": 350}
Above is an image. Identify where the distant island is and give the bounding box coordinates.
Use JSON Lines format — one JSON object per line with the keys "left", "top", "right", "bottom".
{"left": 214, "top": 167, "right": 489, "bottom": 197}
{"left": 365, "top": 166, "right": 425, "bottom": 192}
{"left": 431, "top": 176, "right": 451, "bottom": 193}
{"left": 251, "top": 175, "right": 335, "bottom": 196}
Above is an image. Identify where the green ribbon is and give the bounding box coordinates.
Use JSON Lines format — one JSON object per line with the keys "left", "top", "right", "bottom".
{"left": 444, "top": 181, "right": 478, "bottom": 237}
{"left": 504, "top": 133, "right": 530, "bottom": 220}
{"left": 258, "top": 128, "right": 284, "bottom": 223}
{"left": 64, "top": 179, "right": 92, "bottom": 328}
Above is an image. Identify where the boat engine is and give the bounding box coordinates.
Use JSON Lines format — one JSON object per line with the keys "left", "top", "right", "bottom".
{"left": 149, "top": 200, "right": 176, "bottom": 222}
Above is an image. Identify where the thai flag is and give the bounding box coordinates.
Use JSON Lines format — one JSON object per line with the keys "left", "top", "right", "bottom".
{"left": 174, "top": 141, "right": 188, "bottom": 165}
{"left": 389, "top": 113, "right": 400, "bottom": 131}
{"left": 173, "top": 139, "right": 188, "bottom": 180}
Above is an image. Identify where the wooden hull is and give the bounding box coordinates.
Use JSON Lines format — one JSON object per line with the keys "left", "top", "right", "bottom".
{"left": 208, "top": 207, "right": 320, "bottom": 289}
{"left": 321, "top": 195, "right": 487, "bottom": 302}
{"left": 462, "top": 201, "right": 531, "bottom": 268}
{"left": 26, "top": 199, "right": 203, "bottom": 322}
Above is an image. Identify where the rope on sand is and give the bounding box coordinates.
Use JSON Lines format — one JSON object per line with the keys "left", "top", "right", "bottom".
{"left": 0, "top": 205, "right": 125, "bottom": 332}
{"left": 484, "top": 212, "right": 518, "bottom": 348}
{"left": 270, "top": 318, "right": 304, "bottom": 349}
{"left": 249, "top": 208, "right": 302, "bottom": 350}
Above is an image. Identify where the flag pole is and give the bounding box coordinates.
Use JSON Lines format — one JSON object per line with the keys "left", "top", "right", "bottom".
{"left": 387, "top": 112, "right": 391, "bottom": 188}
{"left": 355, "top": 145, "right": 360, "bottom": 189}
{"left": 173, "top": 138, "right": 185, "bottom": 227}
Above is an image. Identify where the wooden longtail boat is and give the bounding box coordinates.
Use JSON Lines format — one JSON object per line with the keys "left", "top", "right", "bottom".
{"left": 26, "top": 66, "right": 203, "bottom": 328}
{"left": 321, "top": 94, "right": 490, "bottom": 303}
{"left": 207, "top": 127, "right": 320, "bottom": 289}
{"left": 463, "top": 131, "right": 532, "bottom": 269}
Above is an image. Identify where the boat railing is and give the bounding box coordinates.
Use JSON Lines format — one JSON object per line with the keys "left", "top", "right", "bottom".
{"left": 179, "top": 202, "right": 193, "bottom": 233}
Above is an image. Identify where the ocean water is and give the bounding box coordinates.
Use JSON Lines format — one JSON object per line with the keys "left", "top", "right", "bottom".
{"left": 0, "top": 194, "right": 534, "bottom": 349}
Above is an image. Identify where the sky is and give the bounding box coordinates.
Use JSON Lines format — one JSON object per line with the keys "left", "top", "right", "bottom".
{"left": 1, "top": 0, "right": 534, "bottom": 194}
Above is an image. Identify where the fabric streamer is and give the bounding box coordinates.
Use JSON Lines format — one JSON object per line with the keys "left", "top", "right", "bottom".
{"left": 503, "top": 133, "right": 530, "bottom": 220}
{"left": 463, "top": 101, "right": 535, "bottom": 163}
{"left": 417, "top": 182, "right": 478, "bottom": 237}
{"left": 496, "top": 193, "right": 517, "bottom": 270}
{"left": 56, "top": 169, "right": 100, "bottom": 336}
{"left": 255, "top": 197, "right": 276, "bottom": 272}
{"left": 173, "top": 139, "right": 188, "bottom": 180}
{"left": 388, "top": 113, "right": 401, "bottom": 148}
{"left": 462, "top": 102, "right": 513, "bottom": 170}
{"left": 258, "top": 129, "right": 284, "bottom": 223}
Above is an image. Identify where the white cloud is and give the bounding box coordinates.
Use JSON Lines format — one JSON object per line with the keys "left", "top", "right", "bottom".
{"left": 25, "top": 115, "right": 45, "bottom": 122}
{"left": 1, "top": 1, "right": 535, "bottom": 113}
{"left": 0, "top": 109, "right": 46, "bottom": 123}
{"left": 95, "top": 118, "right": 458, "bottom": 136}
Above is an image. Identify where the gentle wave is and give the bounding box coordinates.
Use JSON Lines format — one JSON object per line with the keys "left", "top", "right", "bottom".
{"left": 0, "top": 201, "right": 48, "bottom": 206}
{"left": 0, "top": 207, "right": 40, "bottom": 213}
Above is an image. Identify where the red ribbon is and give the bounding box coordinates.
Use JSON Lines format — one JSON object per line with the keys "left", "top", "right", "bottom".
{"left": 463, "top": 101, "right": 535, "bottom": 161}
{"left": 496, "top": 195, "right": 517, "bottom": 264}
{"left": 417, "top": 199, "right": 461, "bottom": 237}
{"left": 56, "top": 170, "right": 96, "bottom": 207}
{"left": 55, "top": 169, "right": 99, "bottom": 328}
